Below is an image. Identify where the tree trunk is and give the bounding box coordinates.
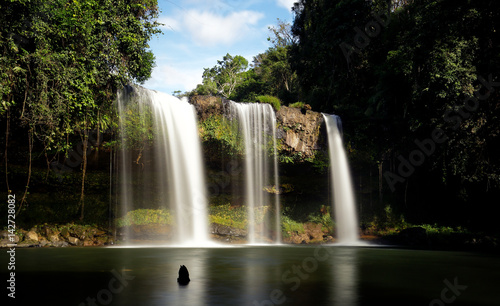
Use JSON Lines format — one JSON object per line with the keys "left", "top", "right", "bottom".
{"left": 18, "top": 128, "right": 33, "bottom": 216}
{"left": 43, "top": 141, "right": 57, "bottom": 181}
{"left": 378, "top": 160, "right": 383, "bottom": 203}
{"left": 79, "top": 129, "right": 89, "bottom": 220}
{"left": 4, "top": 107, "right": 10, "bottom": 192}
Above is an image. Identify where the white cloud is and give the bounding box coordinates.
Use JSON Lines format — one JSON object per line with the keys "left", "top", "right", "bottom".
{"left": 157, "top": 16, "right": 180, "bottom": 31}
{"left": 171, "top": 9, "right": 264, "bottom": 47}
{"left": 145, "top": 64, "right": 202, "bottom": 94}
{"left": 276, "top": 0, "right": 296, "bottom": 11}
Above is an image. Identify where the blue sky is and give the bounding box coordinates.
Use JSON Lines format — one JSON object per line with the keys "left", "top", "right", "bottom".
{"left": 143, "top": 0, "right": 296, "bottom": 95}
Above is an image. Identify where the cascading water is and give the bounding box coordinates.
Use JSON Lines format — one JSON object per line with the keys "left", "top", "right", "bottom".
{"left": 117, "top": 85, "right": 209, "bottom": 245}
{"left": 228, "top": 101, "right": 281, "bottom": 244}
{"left": 323, "top": 114, "right": 359, "bottom": 244}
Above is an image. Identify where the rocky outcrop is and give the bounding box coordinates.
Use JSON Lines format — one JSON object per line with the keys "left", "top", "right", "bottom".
{"left": 0, "top": 224, "right": 113, "bottom": 248}
{"left": 282, "top": 222, "right": 333, "bottom": 244}
{"left": 276, "top": 106, "right": 326, "bottom": 158}
{"left": 116, "top": 224, "right": 173, "bottom": 240}
{"left": 210, "top": 223, "right": 247, "bottom": 237}
{"left": 189, "top": 96, "right": 327, "bottom": 159}
{"left": 190, "top": 95, "right": 224, "bottom": 121}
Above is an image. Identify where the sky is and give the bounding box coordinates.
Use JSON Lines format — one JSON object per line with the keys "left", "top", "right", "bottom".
{"left": 142, "top": 0, "right": 297, "bottom": 95}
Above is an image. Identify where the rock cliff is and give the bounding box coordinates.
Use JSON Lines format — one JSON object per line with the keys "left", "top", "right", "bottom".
{"left": 189, "top": 95, "right": 327, "bottom": 159}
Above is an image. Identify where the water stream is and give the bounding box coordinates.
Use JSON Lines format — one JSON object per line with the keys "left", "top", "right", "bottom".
{"left": 228, "top": 101, "right": 280, "bottom": 244}
{"left": 323, "top": 114, "right": 359, "bottom": 244}
{"left": 117, "top": 86, "right": 209, "bottom": 245}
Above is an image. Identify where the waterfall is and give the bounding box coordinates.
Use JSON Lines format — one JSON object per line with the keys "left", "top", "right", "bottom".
{"left": 228, "top": 101, "right": 281, "bottom": 244}
{"left": 323, "top": 114, "right": 359, "bottom": 244}
{"left": 117, "top": 86, "right": 209, "bottom": 245}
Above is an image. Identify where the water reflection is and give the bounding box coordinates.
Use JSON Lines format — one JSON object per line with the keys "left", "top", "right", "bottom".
{"left": 12, "top": 246, "right": 500, "bottom": 305}
{"left": 173, "top": 248, "right": 207, "bottom": 306}
{"left": 332, "top": 247, "right": 359, "bottom": 306}
{"left": 112, "top": 247, "right": 208, "bottom": 306}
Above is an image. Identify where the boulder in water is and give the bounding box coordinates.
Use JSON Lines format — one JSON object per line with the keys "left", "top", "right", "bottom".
{"left": 177, "top": 265, "right": 190, "bottom": 285}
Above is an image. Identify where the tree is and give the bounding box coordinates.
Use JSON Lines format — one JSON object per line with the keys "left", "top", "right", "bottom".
{"left": 200, "top": 53, "right": 248, "bottom": 98}
{"left": 291, "top": 0, "right": 500, "bottom": 228}
{"left": 0, "top": 0, "right": 162, "bottom": 219}
{"left": 267, "top": 18, "right": 298, "bottom": 48}
{"left": 232, "top": 19, "right": 299, "bottom": 103}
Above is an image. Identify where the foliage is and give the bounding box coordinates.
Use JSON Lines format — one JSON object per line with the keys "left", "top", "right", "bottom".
{"left": 264, "top": 183, "right": 294, "bottom": 194}
{"left": 0, "top": 164, "right": 111, "bottom": 227}
{"left": 304, "top": 151, "right": 330, "bottom": 173}
{"left": 197, "top": 53, "right": 248, "bottom": 98}
{"left": 288, "top": 102, "right": 305, "bottom": 108}
{"left": 199, "top": 114, "right": 243, "bottom": 156}
{"left": 1, "top": 0, "right": 161, "bottom": 144}
{"left": 208, "top": 204, "right": 247, "bottom": 229}
{"left": 308, "top": 205, "right": 335, "bottom": 235}
{"left": 188, "top": 20, "right": 299, "bottom": 104}
{"left": 291, "top": 0, "right": 374, "bottom": 111}
{"left": 418, "top": 224, "right": 470, "bottom": 236}
{"left": 268, "top": 18, "right": 298, "bottom": 48}
{"left": 208, "top": 203, "right": 270, "bottom": 230}
{"left": 377, "top": 0, "right": 500, "bottom": 189}
{"left": 1, "top": 0, "right": 162, "bottom": 218}
{"left": 118, "top": 96, "right": 155, "bottom": 152}
{"left": 255, "top": 95, "right": 282, "bottom": 111}
{"left": 290, "top": 0, "right": 500, "bottom": 227}
{"left": 281, "top": 215, "right": 305, "bottom": 238}
{"left": 116, "top": 209, "right": 173, "bottom": 227}
{"left": 278, "top": 151, "right": 305, "bottom": 164}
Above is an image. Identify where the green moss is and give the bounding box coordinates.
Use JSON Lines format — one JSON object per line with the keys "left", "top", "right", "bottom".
{"left": 256, "top": 95, "right": 281, "bottom": 111}
{"left": 289, "top": 101, "right": 305, "bottom": 108}
{"left": 208, "top": 203, "right": 270, "bottom": 229}
{"left": 116, "top": 209, "right": 173, "bottom": 227}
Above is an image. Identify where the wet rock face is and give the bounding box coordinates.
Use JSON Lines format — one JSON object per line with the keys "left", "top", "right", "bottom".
{"left": 117, "top": 224, "right": 173, "bottom": 240}
{"left": 190, "top": 95, "right": 224, "bottom": 121}
{"left": 276, "top": 106, "right": 326, "bottom": 159}
{"left": 210, "top": 223, "right": 247, "bottom": 237}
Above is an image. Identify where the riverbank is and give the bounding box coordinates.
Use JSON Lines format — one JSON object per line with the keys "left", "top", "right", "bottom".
{"left": 2, "top": 222, "right": 498, "bottom": 253}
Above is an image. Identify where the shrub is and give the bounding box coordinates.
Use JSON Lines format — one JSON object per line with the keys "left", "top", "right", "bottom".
{"left": 256, "top": 95, "right": 281, "bottom": 111}
{"left": 208, "top": 203, "right": 270, "bottom": 229}
{"left": 199, "top": 114, "right": 243, "bottom": 155}
{"left": 116, "top": 209, "right": 173, "bottom": 227}
{"left": 289, "top": 102, "right": 305, "bottom": 108}
{"left": 308, "top": 205, "right": 335, "bottom": 235}
{"left": 281, "top": 215, "right": 305, "bottom": 237}
{"left": 208, "top": 203, "right": 247, "bottom": 229}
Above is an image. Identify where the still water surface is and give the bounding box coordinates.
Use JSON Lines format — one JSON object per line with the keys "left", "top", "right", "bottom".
{"left": 5, "top": 245, "right": 500, "bottom": 305}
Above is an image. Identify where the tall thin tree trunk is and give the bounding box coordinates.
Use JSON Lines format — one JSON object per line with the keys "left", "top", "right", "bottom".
{"left": 18, "top": 128, "right": 33, "bottom": 216}
{"left": 4, "top": 107, "right": 10, "bottom": 192}
{"left": 80, "top": 129, "right": 89, "bottom": 220}
{"left": 378, "top": 160, "right": 383, "bottom": 203}
{"left": 43, "top": 141, "right": 56, "bottom": 181}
